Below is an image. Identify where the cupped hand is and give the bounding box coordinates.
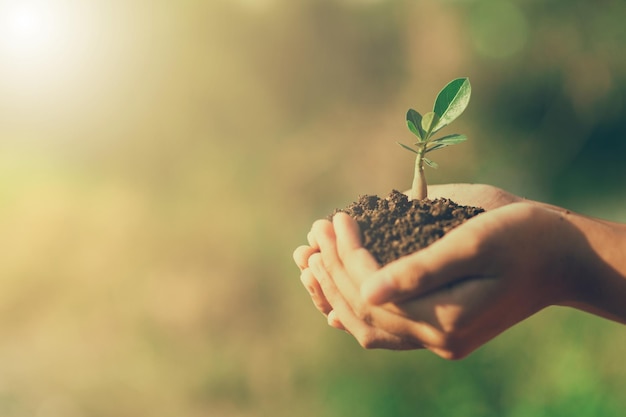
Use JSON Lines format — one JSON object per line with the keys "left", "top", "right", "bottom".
{"left": 292, "top": 184, "right": 520, "bottom": 324}
{"left": 293, "top": 184, "right": 594, "bottom": 358}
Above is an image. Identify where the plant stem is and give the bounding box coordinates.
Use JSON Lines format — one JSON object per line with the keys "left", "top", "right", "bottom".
{"left": 411, "top": 148, "right": 427, "bottom": 200}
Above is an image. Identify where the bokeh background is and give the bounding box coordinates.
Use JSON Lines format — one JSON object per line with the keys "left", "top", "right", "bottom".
{"left": 1, "top": 0, "right": 625, "bottom": 416}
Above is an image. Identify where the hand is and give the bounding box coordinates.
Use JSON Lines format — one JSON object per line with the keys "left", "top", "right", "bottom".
{"left": 292, "top": 184, "right": 520, "bottom": 318}
{"left": 292, "top": 184, "right": 521, "bottom": 328}
{"left": 293, "top": 184, "right": 626, "bottom": 359}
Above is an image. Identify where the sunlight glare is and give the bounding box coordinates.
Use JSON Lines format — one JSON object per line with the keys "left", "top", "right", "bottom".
{"left": 0, "top": 0, "right": 115, "bottom": 141}
{"left": 2, "top": 2, "right": 58, "bottom": 54}
{"left": 0, "top": 1, "right": 98, "bottom": 102}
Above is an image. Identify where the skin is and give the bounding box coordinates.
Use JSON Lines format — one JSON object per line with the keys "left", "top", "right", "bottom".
{"left": 293, "top": 184, "right": 626, "bottom": 359}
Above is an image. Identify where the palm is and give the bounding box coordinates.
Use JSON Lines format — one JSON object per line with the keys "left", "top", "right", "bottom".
{"left": 427, "top": 184, "right": 522, "bottom": 210}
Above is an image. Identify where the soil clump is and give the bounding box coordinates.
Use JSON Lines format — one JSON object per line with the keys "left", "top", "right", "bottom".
{"left": 331, "top": 190, "right": 484, "bottom": 266}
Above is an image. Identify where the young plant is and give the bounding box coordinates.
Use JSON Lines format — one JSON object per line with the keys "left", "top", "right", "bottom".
{"left": 398, "top": 77, "right": 471, "bottom": 200}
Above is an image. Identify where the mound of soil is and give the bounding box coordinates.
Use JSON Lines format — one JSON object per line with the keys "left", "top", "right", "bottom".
{"left": 331, "top": 190, "right": 484, "bottom": 266}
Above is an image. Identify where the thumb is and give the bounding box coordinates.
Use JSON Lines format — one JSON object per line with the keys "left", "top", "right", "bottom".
{"left": 332, "top": 212, "right": 381, "bottom": 279}
{"left": 360, "top": 226, "right": 484, "bottom": 305}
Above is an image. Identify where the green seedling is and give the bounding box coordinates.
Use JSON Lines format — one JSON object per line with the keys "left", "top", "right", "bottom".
{"left": 398, "top": 77, "right": 471, "bottom": 200}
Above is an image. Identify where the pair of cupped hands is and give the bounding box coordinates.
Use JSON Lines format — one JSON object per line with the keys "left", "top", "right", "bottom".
{"left": 293, "top": 184, "right": 626, "bottom": 359}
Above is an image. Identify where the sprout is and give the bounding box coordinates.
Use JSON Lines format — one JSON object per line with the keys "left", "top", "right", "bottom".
{"left": 398, "top": 78, "right": 472, "bottom": 200}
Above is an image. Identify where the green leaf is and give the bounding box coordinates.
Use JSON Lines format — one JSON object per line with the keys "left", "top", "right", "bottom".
{"left": 406, "top": 109, "right": 425, "bottom": 141}
{"left": 425, "top": 143, "right": 447, "bottom": 154}
{"left": 430, "top": 133, "right": 467, "bottom": 145}
{"left": 425, "top": 134, "right": 467, "bottom": 154}
{"left": 397, "top": 142, "right": 419, "bottom": 155}
{"left": 407, "top": 120, "right": 421, "bottom": 141}
{"left": 421, "top": 111, "right": 438, "bottom": 135}
{"left": 423, "top": 157, "right": 439, "bottom": 169}
{"left": 432, "top": 78, "right": 471, "bottom": 132}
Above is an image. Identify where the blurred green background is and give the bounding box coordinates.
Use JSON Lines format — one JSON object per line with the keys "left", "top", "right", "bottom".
{"left": 1, "top": 0, "right": 625, "bottom": 416}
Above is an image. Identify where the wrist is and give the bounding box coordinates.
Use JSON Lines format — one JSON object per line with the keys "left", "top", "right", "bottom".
{"left": 557, "top": 211, "right": 626, "bottom": 324}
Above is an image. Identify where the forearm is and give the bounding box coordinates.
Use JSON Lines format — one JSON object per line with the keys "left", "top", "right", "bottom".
{"left": 558, "top": 211, "right": 626, "bottom": 324}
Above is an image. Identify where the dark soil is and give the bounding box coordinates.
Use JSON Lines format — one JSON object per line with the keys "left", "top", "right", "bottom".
{"left": 330, "top": 190, "right": 484, "bottom": 266}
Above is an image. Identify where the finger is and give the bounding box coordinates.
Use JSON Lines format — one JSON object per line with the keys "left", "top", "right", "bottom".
{"left": 311, "top": 235, "right": 435, "bottom": 349}
{"left": 300, "top": 267, "right": 332, "bottom": 315}
{"left": 309, "top": 244, "right": 414, "bottom": 349}
{"left": 307, "top": 226, "right": 321, "bottom": 250}
{"left": 308, "top": 223, "right": 363, "bottom": 328}
{"left": 332, "top": 212, "right": 363, "bottom": 250}
{"left": 311, "top": 219, "right": 338, "bottom": 267}
{"left": 311, "top": 218, "right": 439, "bottom": 350}
{"left": 361, "top": 217, "right": 488, "bottom": 305}
{"left": 309, "top": 249, "right": 420, "bottom": 349}
{"left": 293, "top": 245, "right": 318, "bottom": 271}
{"left": 327, "top": 310, "right": 347, "bottom": 331}
{"left": 333, "top": 212, "right": 380, "bottom": 286}
{"left": 308, "top": 251, "right": 355, "bottom": 322}
{"left": 312, "top": 218, "right": 365, "bottom": 305}
{"left": 314, "top": 216, "right": 365, "bottom": 308}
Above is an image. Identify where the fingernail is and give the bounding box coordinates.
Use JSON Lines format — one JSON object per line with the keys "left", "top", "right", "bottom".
{"left": 327, "top": 310, "right": 340, "bottom": 328}
{"left": 328, "top": 313, "right": 346, "bottom": 331}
